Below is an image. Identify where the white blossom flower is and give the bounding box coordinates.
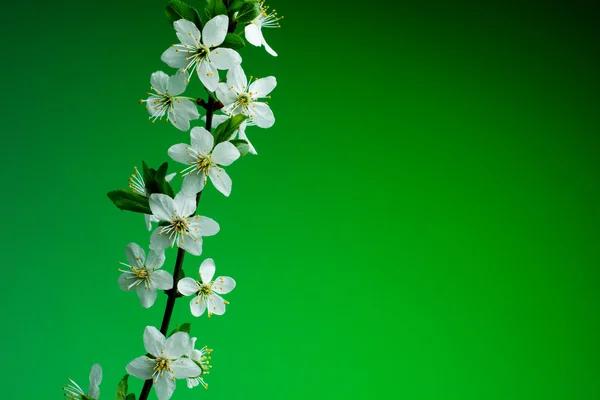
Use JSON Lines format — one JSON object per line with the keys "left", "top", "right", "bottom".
{"left": 178, "top": 258, "right": 236, "bottom": 317}
{"left": 216, "top": 65, "right": 276, "bottom": 128}
{"left": 126, "top": 327, "right": 201, "bottom": 400}
{"left": 185, "top": 337, "right": 212, "bottom": 389}
{"left": 161, "top": 17, "right": 242, "bottom": 92}
{"left": 140, "top": 70, "right": 199, "bottom": 131}
{"left": 244, "top": 1, "right": 282, "bottom": 56}
{"left": 168, "top": 127, "right": 240, "bottom": 197}
{"left": 206, "top": 114, "right": 258, "bottom": 155}
{"left": 129, "top": 167, "right": 177, "bottom": 230}
{"left": 118, "top": 243, "right": 173, "bottom": 308}
{"left": 149, "top": 192, "right": 220, "bottom": 256}
{"left": 63, "top": 364, "right": 102, "bottom": 400}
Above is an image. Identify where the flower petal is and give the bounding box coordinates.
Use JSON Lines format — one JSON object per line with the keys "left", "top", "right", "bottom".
{"left": 149, "top": 194, "right": 177, "bottom": 221}
{"left": 125, "top": 243, "right": 146, "bottom": 267}
{"left": 136, "top": 286, "right": 158, "bottom": 308}
{"left": 88, "top": 364, "right": 102, "bottom": 399}
{"left": 164, "top": 331, "right": 190, "bottom": 359}
{"left": 161, "top": 46, "right": 189, "bottom": 69}
{"left": 202, "top": 15, "right": 228, "bottom": 47}
{"left": 174, "top": 19, "right": 202, "bottom": 47}
{"left": 249, "top": 102, "right": 275, "bottom": 128}
{"left": 151, "top": 71, "right": 169, "bottom": 94}
{"left": 145, "top": 214, "right": 153, "bottom": 231}
{"left": 210, "top": 48, "right": 242, "bottom": 70}
{"left": 204, "top": 114, "right": 228, "bottom": 128}
{"left": 172, "top": 358, "right": 202, "bottom": 379}
{"left": 212, "top": 141, "right": 240, "bottom": 166}
{"left": 118, "top": 273, "right": 130, "bottom": 292}
{"left": 126, "top": 356, "right": 154, "bottom": 380}
{"left": 178, "top": 277, "right": 199, "bottom": 296}
{"left": 191, "top": 216, "right": 220, "bottom": 237}
{"left": 238, "top": 122, "right": 257, "bottom": 155}
{"left": 212, "top": 276, "right": 236, "bottom": 294}
{"left": 146, "top": 250, "right": 166, "bottom": 270}
{"left": 179, "top": 234, "right": 203, "bottom": 255}
{"left": 154, "top": 375, "right": 176, "bottom": 400}
{"left": 173, "top": 98, "right": 199, "bottom": 120}
{"left": 168, "top": 69, "right": 189, "bottom": 96}
{"left": 216, "top": 83, "right": 238, "bottom": 107}
{"left": 182, "top": 173, "right": 206, "bottom": 197}
{"left": 208, "top": 167, "right": 232, "bottom": 197}
{"left": 264, "top": 39, "right": 278, "bottom": 57}
{"left": 197, "top": 60, "right": 219, "bottom": 92}
{"left": 249, "top": 76, "right": 277, "bottom": 98}
{"left": 190, "top": 126, "right": 214, "bottom": 154}
{"left": 174, "top": 191, "right": 196, "bottom": 217}
{"left": 190, "top": 296, "right": 207, "bottom": 317}
{"left": 146, "top": 95, "right": 165, "bottom": 117}
{"left": 143, "top": 326, "right": 166, "bottom": 357}
{"left": 170, "top": 109, "right": 191, "bottom": 132}
{"left": 244, "top": 23, "right": 262, "bottom": 47}
{"left": 207, "top": 293, "right": 226, "bottom": 315}
{"left": 150, "top": 270, "right": 173, "bottom": 291}
{"left": 150, "top": 227, "right": 175, "bottom": 253}
{"left": 168, "top": 143, "right": 195, "bottom": 165}
{"left": 199, "top": 258, "right": 216, "bottom": 282}
{"left": 227, "top": 65, "right": 247, "bottom": 93}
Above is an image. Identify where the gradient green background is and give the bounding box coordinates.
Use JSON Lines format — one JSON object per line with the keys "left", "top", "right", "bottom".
{"left": 2, "top": 0, "right": 599, "bottom": 398}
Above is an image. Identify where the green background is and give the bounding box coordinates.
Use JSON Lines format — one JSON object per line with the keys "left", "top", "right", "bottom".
{"left": 1, "top": 0, "right": 599, "bottom": 398}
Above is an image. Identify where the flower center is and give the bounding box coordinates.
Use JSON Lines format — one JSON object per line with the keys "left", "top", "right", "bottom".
{"left": 153, "top": 357, "right": 171, "bottom": 377}
{"left": 198, "top": 281, "right": 213, "bottom": 298}
{"left": 133, "top": 267, "right": 149, "bottom": 280}
{"left": 195, "top": 155, "right": 213, "bottom": 174}
{"left": 257, "top": 1, "right": 283, "bottom": 28}
{"left": 237, "top": 93, "right": 252, "bottom": 107}
{"left": 171, "top": 217, "right": 189, "bottom": 234}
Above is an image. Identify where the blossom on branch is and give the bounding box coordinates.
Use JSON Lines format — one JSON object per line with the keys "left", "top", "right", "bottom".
{"left": 244, "top": 0, "right": 282, "bottom": 56}
{"left": 63, "top": 364, "right": 102, "bottom": 400}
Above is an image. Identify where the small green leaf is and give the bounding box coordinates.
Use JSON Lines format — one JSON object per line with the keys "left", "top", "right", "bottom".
{"left": 166, "top": 0, "right": 203, "bottom": 29}
{"left": 81, "top": 395, "right": 95, "bottom": 400}
{"left": 126, "top": 394, "right": 137, "bottom": 400}
{"left": 169, "top": 322, "right": 192, "bottom": 337}
{"left": 155, "top": 162, "right": 176, "bottom": 198}
{"left": 230, "top": 139, "right": 250, "bottom": 156}
{"left": 235, "top": 0, "right": 260, "bottom": 24}
{"left": 107, "top": 190, "right": 152, "bottom": 214}
{"left": 214, "top": 114, "right": 248, "bottom": 144}
{"left": 116, "top": 374, "right": 129, "bottom": 400}
{"left": 205, "top": 0, "right": 227, "bottom": 20}
{"left": 220, "top": 33, "right": 246, "bottom": 50}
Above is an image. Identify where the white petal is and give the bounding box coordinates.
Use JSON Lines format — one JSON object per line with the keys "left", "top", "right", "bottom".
{"left": 208, "top": 167, "right": 232, "bottom": 197}
{"left": 178, "top": 277, "right": 200, "bottom": 296}
{"left": 166, "top": 173, "right": 176, "bottom": 183}
{"left": 216, "top": 83, "right": 238, "bottom": 106}
{"left": 212, "top": 141, "right": 240, "bottom": 166}
{"left": 210, "top": 48, "right": 242, "bottom": 70}
{"left": 143, "top": 326, "right": 166, "bottom": 357}
{"left": 126, "top": 356, "right": 154, "bottom": 380}
{"left": 182, "top": 173, "right": 206, "bottom": 197}
{"left": 202, "top": 15, "right": 228, "bottom": 47}
{"left": 118, "top": 273, "right": 130, "bottom": 292}
{"left": 146, "top": 95, "right": 165, "bottom": 117}
{"left": 150, "top": 227, "right": 175, "bottom": 252}
{"left": 187, "top": 378, "right": 199, "bottom": 388}
{"left": 146, "top": 250, "right": 166, "bottom": 269}
{"left": 125, "top": 243, "right": 146, "bottom": 267}
{"left": 151, "top": 71, "right": 169, "bottom": 94}
{"left": 168, "top": 143, "right": 195, "bottom": 165}
{"left": 226, "top": 65, "right": 247, "bottom": 93}
{"left": 249, "top": 102, "right": 275, "bottom": 128}
{"left": 170, "top": 112, "right": 190, "bottom": 132}
{"left": 179, "top": 235, "right": 203, "bottom": 255}
{"left": 191, "top": 216, "right": 220, "bottom": 237}
{"left": 190, "top": 296, "right": 207, "bottom": 317}
{"left": 161, "top": 46, "right": 189, "bottom": 69}
{"left": 173, "top": 98, "right": 199, "bottom": 120}
{"left": 149, "top": 193, "right": 177, "bottom": 221}
{"left": 207, "top": 293, "right": 226, "bottom": 315}
{"left": 172, "top": 358, "right": 202, "bottom": 379}
{"left": 197, "top": 60, "right": 219, "bottom": 92}
{"left": 238, "top": 122, "right": 257, "bottom": 155}
{"left": 244, "top": 23, "right": 262, "bottom": 47}
{"left": 204, "top": 114, "right": 228, "bottom": 127}
{"left": 145, "top": 214, "right": 153, "bottom": 231}
{"left": 168, "top": 69, "right": 189, "bottom": 96}
{"left": 174, "top": 19, "right": 202, "bottom": 47}
{"left": 174, "top": 192, "right": 196, "bottom": 217}
{"left": 88, "top": 364, "right": 102, "bottom": 391}
{"left": 264, "top": 39, "right": 278, "bottom": 57}
{"left": 212, "top": 276, "right": 236, "bottom": 294}
{"left": 137, "top": 286, "right": 158, "bottom": 308}
{"left": 249, "top": 76, "right": 277, "bottom": 98}
{"left": 199, "top": 258, "right": 216, "bottom": 282}
{"left": 190, "top": 126, "right": 214, "bottom": 154}
{"left": 154, "top": 375, "right": 176, "bottom": 400}
{"left": 150, "top": 270, "right": 173, "bottom": 290}
{"left": 164, "top": 331, "right": 190, "bottom": 359}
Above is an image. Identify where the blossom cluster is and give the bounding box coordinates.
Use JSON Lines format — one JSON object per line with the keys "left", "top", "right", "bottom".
{"left": 64, "top": 2, "right": 282, "bottom": 400}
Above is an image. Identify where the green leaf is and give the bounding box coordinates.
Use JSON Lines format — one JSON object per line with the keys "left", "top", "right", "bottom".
{"left": 214, "top": 114, "right": 248, "bottom": 144}
{"left": 141, "top": 161, "right": 175, "bottom": 198}
{"left": 230, "top": 139, "right": 250, "bottom": 156}
{"left": 205, "top": 0, "right": 227, "bottom": 20}
{"left": 166, "top": 0, "right": 203, "bottom": 29}
{"left": 235, "top": 0, "right": 260, "bottom": 24}
{"left": 220, "top": 33, "right": 245, "bottom": 50}
{"left": 169, "top": 322, "right": 192, "bottom": 337}
{"left": 116, "top": 374, "right": 129, "bottom": 400}
{"left": 107, "top": 190, "right": 152, "bottom": 214}
{"left": 126, "top": 395, "right": 136, "bottom": 400}
{"left": 81, "top": 396, "right": 95, "bottom": 400}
